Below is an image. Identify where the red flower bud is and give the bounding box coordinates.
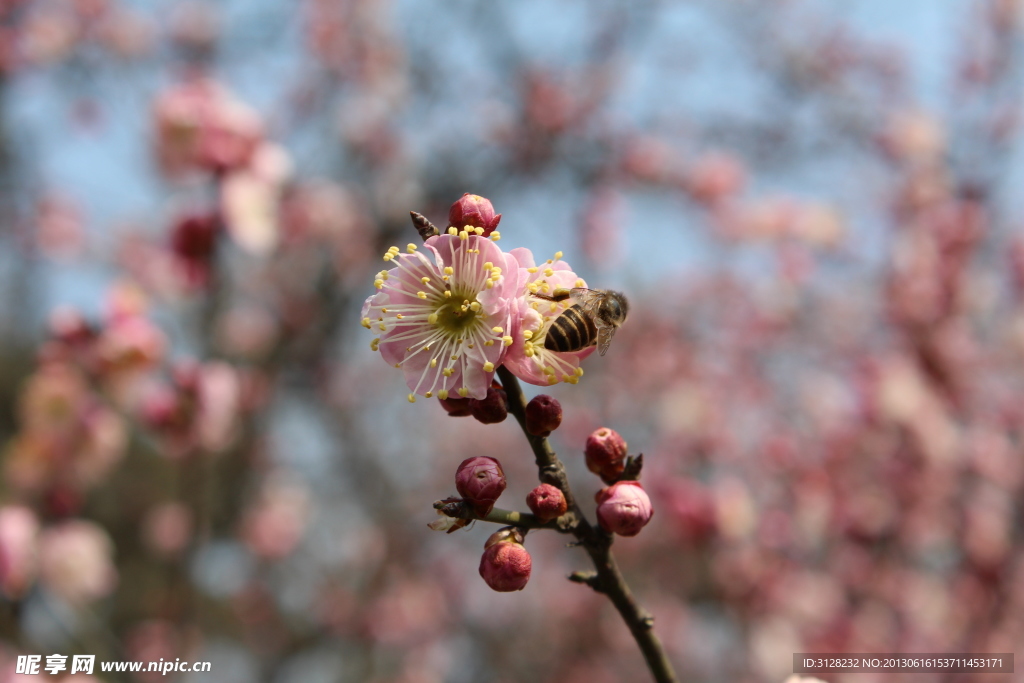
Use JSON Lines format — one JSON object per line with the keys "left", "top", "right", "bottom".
{"left": 526, "top": 484, "right": 567, "bottom": 523}
{"left": 439, "top": 396, "right": 473, "bottom": 417}
{"left": 455, "top": 456, "right": 507, "bottom": 517}
{"left": 595, "top": 481, "right": 653, "bottom": 537}
{"left": 448, "top": 193, "right": 502, "bottom": 237}
{"left": 469, "top": 387, "right": 508, "bottom": 424}
{"left": 479, "top": 531, "right": 531, "bottom": 592}
{"left": 171, "top": 212, "right": 219, "bottom": 261}
{"left": 585, "top": 427, "right": 627, "bottom": 484}
{"left": 525, "top": 394, "right": 562, "bottom": 436}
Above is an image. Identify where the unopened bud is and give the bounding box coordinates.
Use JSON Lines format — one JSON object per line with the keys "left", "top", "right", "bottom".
{"left": 469, "top": 386, "right": 508, "bottom": 424}
{"left": 170, "top": 212, "right": 219, "bottom": 261}
{"left": 595, "top": 481, "right": 653, "bottom": 537}
{"left": 479, "top": 530, "right": 531, "bottom": 592}
{"left": 448, "top": 193, "right": 502, "bottom": 237}
{"left": 439, "top": 396, "right": 473, "bottom": 417}
{"left": 455, "top": 456, "right": 507, "bottom": 516}
{"left": 585, "top": 427, "right": 627, "bottom": 483}
{"left": 525, "top": 394, "right": 562, "bottom": 436}
{"left": 526, "top": 484, "right": 567, "bottom": 523}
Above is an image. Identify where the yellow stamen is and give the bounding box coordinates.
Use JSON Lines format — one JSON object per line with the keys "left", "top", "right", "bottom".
{"left": 502, "top": 336, "right": 513, "bottom": 346}
{"left": 361, "top": 317, "right": 372, "bottom": 329}
{"left": 458, "top": 387, "right": 469, "bottom": 397}
{"left": 407, "top": 243, "right": 418, "bottom": 253}
{"left": 428, "top": 313, "right": 439, "bottom": 324}
{"left": 425, "top": 391, "right": 433, "bottom": 398}
{"left": 490, "top": 231, "right": 500, "bottom": 241}
{"left": 370, "top": 338, "right": 380, "bottom": 351}
{"left": 448, "top": 227, "right": 458, "bottom": 235}
{"left": 417, "top": 291, "right": 427, "bottom": 299}
{"left": 408, "top": 394, "right": 416, "bottom": 403}
{"left": 523, "top": 330, "right": 534, "bottom": 340}
{"left": 430, "top": 359, "right": 438, "bottom": 368}
{"left": 554, "top": 251, "right": 563, "bottom": 260}
{"left": 438, "top": 389, "right": 449, "bottom": 400}
{"left": 443, "top": 368, "right": 454, "bottom": 377}
{"left": 483, "top": 361, "right": 495, "bottom": 372}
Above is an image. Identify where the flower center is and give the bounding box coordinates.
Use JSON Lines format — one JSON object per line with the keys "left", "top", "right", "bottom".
{"left": 435, "top": 299, "right": 479, "bottom": 334}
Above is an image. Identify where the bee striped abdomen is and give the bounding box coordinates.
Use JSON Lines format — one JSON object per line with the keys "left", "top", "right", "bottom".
{"left": 544, "top": 304, "right": 598, "bottom": 352}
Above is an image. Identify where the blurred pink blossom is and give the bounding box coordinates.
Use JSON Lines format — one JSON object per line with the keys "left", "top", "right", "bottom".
{"left": 153, "top": 78, "right": 264, "bottom": 178}
{"left": 141, "top": 502, "right": 192, "bottom": 558}
{"left": 38, "top": 520, "right": 117, "bottom": 605}
{"left": 220, "top": 143, "right": 292, "bottom": 254}
{"left": 240, "top": 474, "right": 311, "bottom": 560}
{"left": 196, "top": 361, "right": 241, "bottom": 452}
{"left": 0, "top": 506, "right": 39, "bottom": 599}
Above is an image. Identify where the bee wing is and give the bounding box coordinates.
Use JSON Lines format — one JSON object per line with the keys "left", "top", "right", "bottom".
{"left": 570, "top": 288, "right": 604, "bottom": 316}
{"left": 595, "top": 321, "right": 617, "bottom": 356}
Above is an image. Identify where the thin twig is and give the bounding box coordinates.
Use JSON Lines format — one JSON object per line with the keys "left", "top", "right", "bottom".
{"left": 496, "top": 365, "right": 678, "bottom": 683}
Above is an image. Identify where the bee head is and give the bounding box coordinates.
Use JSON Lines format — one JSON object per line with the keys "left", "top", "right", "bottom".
{"left": 600, "top": 291, "right": 629, "bottom": 326}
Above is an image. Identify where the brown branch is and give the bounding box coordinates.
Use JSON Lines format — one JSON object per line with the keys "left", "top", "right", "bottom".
{"left": 496, "top": 365, "right": 678, "bottom": 683}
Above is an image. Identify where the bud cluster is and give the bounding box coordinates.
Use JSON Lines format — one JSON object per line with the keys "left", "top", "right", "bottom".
{"left": 439, "top": 385, "right": 509, "bottom": 424}
{"left": 585, "top": 427, "right": 653, "bottom": 537}
{"left": 416, "top": 195, "right": 653, "bottom": 599}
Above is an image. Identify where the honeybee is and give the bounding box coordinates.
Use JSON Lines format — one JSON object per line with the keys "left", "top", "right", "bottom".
{"left": 534, "top": 288, "right": 629, "bottom": 356}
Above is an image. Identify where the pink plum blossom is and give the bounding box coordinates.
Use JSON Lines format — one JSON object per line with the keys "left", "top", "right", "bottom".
{"left": 362, "top": 232, "right": 523, "bottom": 400}
{"left": 503, "top": 248, "right": 595, "bottom": 386}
